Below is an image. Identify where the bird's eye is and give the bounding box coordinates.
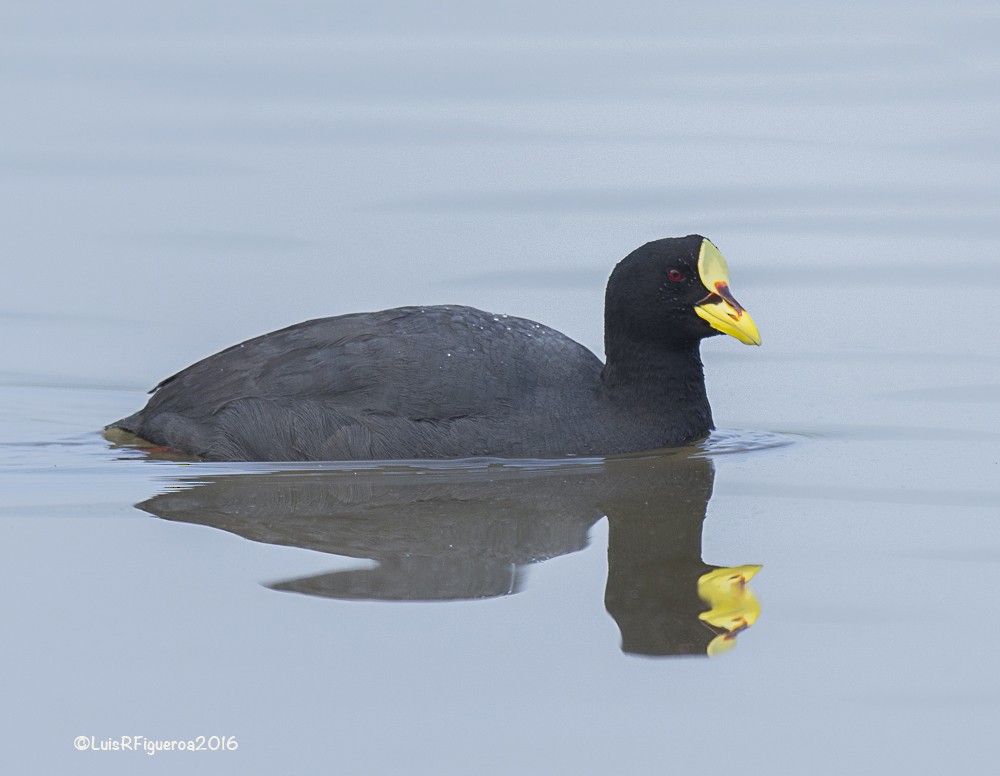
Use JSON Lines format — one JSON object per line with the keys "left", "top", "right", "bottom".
{"left": 668, "top": 269, "right": 685, "bottom": 282}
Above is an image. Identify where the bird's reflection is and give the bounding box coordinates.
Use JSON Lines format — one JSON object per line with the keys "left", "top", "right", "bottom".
{"left": 137, "top": 450, "right": 760, "bottom": 657}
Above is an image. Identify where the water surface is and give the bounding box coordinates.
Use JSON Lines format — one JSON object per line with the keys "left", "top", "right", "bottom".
{"left": 2, "top": 2, "right": 999, "bottom": 774}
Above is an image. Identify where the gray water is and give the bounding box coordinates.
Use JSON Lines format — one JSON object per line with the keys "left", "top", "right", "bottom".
{"left": 3, "top": 2, "right": 999, "bottom": 774}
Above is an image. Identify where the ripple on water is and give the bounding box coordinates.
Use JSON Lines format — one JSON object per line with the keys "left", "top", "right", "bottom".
{"left": 696, "top": 428, "right": 801, "bottom": 457}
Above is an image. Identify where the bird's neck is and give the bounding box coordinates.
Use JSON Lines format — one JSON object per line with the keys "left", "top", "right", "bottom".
{"left": 600, "top": 338, "right": 713, "bottom": 442}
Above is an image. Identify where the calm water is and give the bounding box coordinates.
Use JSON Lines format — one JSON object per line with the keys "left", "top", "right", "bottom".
{"left": 3, "top": 2, "right": 999, "bottom": 774}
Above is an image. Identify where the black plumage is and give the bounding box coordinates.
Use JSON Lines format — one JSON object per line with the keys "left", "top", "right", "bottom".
{"left": 108, "top": 235, "right": 755, "bottom": 461}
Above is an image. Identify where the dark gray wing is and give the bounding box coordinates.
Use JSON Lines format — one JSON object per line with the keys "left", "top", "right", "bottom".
{"left": 115, "top": 306, "right": 603, "bottom": 460}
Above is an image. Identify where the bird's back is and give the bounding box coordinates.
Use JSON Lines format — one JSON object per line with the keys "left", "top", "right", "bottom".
{"left": 113, "top": 306, "right": 605, "bottom": 460}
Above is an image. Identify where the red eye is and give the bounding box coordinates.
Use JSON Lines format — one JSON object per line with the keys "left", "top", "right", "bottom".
{"left": 668, "top": 269, "right": 684, "bottom": 282}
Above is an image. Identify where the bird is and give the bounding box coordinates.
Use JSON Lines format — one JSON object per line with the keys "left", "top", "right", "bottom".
{"left": 105, "top": 235, "right": 760, "bottom": 461}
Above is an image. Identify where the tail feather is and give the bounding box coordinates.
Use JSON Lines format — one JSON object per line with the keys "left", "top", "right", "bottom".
{"left": 105, "top": 413, "right": 141, "bottom": 433}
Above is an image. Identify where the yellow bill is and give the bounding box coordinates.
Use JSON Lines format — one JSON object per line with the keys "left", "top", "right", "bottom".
{"left": 694, "top": 239, "right": 761, "bottom": 346}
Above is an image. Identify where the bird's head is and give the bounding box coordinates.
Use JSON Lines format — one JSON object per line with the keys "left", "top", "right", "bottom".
{"left": 605, "top": 235, "right": 761, "bottom": 348}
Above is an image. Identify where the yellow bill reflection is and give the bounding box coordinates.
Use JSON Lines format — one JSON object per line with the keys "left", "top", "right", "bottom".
{"left": 698, "top": 564, "right": 763, "bottom": 657}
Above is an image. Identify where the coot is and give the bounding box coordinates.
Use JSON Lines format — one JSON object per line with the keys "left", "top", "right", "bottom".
{"left": 106, "top": 235, "right": 759, "bottom": 461}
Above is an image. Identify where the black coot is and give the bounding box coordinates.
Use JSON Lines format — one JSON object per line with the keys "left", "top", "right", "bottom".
{"left": 106, "top": 235, "right": 760, "bottom": 461}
